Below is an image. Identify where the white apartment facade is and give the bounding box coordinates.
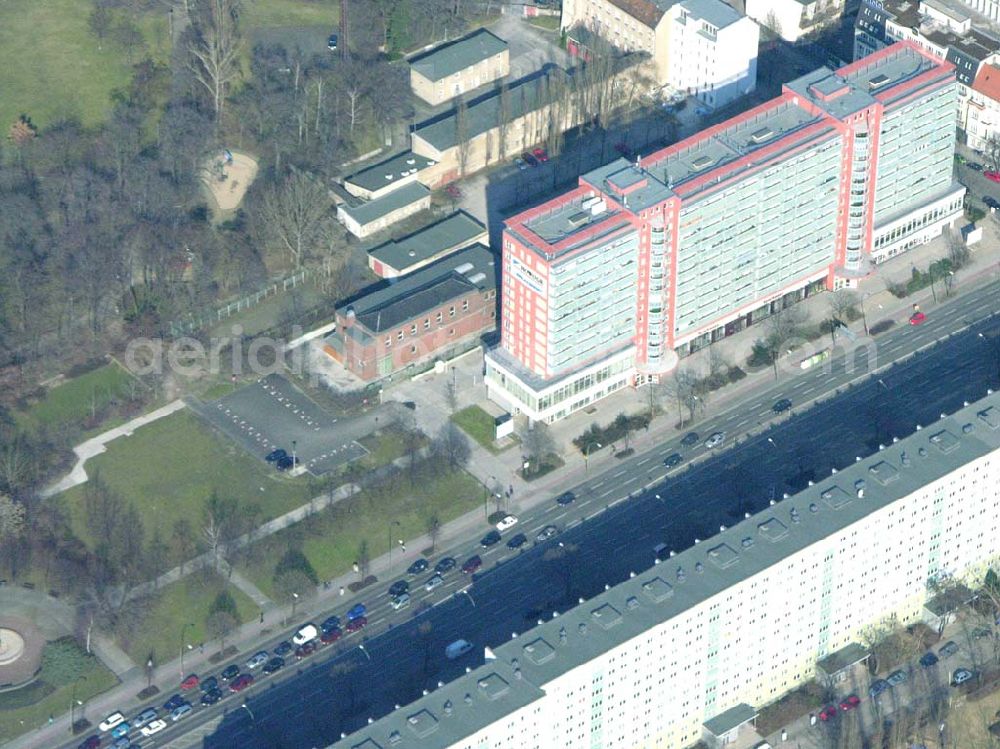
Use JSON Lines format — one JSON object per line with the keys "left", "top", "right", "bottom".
{"left": 562, "top": 0, "right": 759, "bottom": 106}
{"left": 332, "top": 396, "right": 1000, "bottom": 749}
{"left": 746, "top": 0, "right": 846, "bottom": 43}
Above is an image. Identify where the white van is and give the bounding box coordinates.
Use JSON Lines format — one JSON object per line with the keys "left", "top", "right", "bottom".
{"left": 292, "top": 623, "right": 319, "bottom": 645}
{"left": 445, "top": 639, "right": 474, "bottom": 659}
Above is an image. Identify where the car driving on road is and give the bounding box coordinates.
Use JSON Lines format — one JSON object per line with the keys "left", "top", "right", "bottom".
{"left": 664, "top": 453, "right": 682, "bottom": 468}
{"left": 496, "top": 514, "right": 519, "bottom": 531}
{"left": 555, "top": 491, "right": 575, "bottom": 506}
{"left": 481, "top": 530, "right": 502, "bottom": 547}
{"left": 536, "top": 525, "right": 558, "bottom": 542}
{"left": 772, "top": 398, "right": 792, "bottom": 413}
{"left": 408, "top": 558, "right": 430, "bottom": 575}
{"left": 461, "top": 555, "right": 483, "bottom": 574}
{"left": 425, "top": 574, "right": 445, "bottom": 591}
{"left": 704, "top": 432, "right": 725, "bottom": 449}
{"left": 681, "top": 432, "right": 699, "bottom": 447}
{"left": 434, "top": 557, "right": 456, "bottom": 574}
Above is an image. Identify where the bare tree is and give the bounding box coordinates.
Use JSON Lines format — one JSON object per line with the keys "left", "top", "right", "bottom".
{"left": 205, "top": 610, "right": 237, "bottom": 653}
{"left": 255, "top": 170, "right": 333, "bottom": 269}
{"left": 434, "top": 423, "right": 471, "bottom": 469}
{"left": 763, "top": 9, "right": 783, "bottom": 37}
{"left": 202, "top": 491, "right": 236, "bottom": 571}
{"left": 187, "top": 0, "right": 244, "bottom": 120}
{"left": 944, "top": 226, "right": 970, "bottom": 270}
{"left": 425, "top": 513, "right": 441, "bottom": 552}
{"left": 522, "top": 423, "right": 556, "bottom": 474}
{"left": 497, "top": 80, "right": 512, "bottom": 162}
{"left": 985, "top": 131, "right": 1000, "bottom": 173}
{"left": 828, "top": 289, "right": 859, "bottom": 321}
{"left": 172, "top": 517, "right": 197, "bottom": 572}
{"left": 357, "top": 538, "right": 371, "bottom": 580}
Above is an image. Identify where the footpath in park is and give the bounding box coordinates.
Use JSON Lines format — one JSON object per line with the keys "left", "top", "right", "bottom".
{"left": 11, "top": 224, "right": 999, "bottom": 749}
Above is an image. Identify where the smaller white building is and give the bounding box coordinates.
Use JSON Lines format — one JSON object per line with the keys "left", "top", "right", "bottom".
{"left": 747, "top": 0, "right": 844, "bottom": 42}
{"left": 667, "top": 0, "right": 760, "bottom": 109}
{"left": 966, "top": 62, "right": 1000, "bottom": 150}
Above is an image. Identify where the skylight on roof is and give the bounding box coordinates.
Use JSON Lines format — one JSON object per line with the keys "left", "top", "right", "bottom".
{"left": 750, "top": 127, "right": 774, "bottom": 144}
{"left": 691, "top": 155, "right": 715, "bottom": 170}
{"left": 591, "top": 604, "right": 623, "bottom": 630}
{"left": 642, "top": 577, "right": 673, "bottom": 603}
{"left": 868, "top": 73, "right": 890, "bottom": 89}
{"left": 929, "top": 429, "right": 961, "bottom": 453}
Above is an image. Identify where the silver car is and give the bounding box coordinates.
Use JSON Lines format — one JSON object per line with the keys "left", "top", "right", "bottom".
{"left": 704, "top": 432, "right": 725, "bottom": 449}
{"left": 425, "top": 574, "right": 444, "bottom": 592}
{"left": 390, "top": 593, "right": 411, "bottom": 610}
{"left": 245, "top": 650, "right": 269, "bottom": 669}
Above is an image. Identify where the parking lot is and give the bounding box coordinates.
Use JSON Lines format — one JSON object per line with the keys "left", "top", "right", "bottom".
{"left": 195, "top": 374, "right": 368, "bottom": 476}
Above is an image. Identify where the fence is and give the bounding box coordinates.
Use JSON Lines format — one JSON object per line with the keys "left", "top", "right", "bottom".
{"left": 168, "top": 268, "right": 315, "bottom": 336}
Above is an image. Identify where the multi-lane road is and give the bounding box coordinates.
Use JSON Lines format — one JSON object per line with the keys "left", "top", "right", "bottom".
{"left": 71, "top": 281, "right": 1000, "bottom": 749}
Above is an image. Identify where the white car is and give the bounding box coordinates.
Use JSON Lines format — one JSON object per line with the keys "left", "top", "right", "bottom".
{"left": 953, "top": 668, "right": 974, "bottom": 685}
{"left": 496, "top": 514, "right": 519, "bottom": 532}
{"left": 99, "top": 712, "right": 126, "bottom": 732}
{"left": 141, "top": 719, "right": 168, "bottom": 737}
{"left": 704, "top": 432, "right": 725, "bottom": 449}
{"left": 292, "top": 624, "right": 318, "bottom": 646}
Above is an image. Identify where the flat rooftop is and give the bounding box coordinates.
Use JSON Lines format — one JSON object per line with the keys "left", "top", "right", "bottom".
{"left": 345, "top": 151, "right": 436, "bottom": 194}
{"left": 368, "top": 212, "right": 486, "bottom": 273}
{"left": 521, "top": 192, "right": 632, "bottom": 249}
{"left": 410, "top": 28, "right": 508, "bottom": 82}
{"left": 332, "top": 392, "right": 1000, "bottom": 749}
{"left": 340, "top": 183, "right": 430, "bottom": 226}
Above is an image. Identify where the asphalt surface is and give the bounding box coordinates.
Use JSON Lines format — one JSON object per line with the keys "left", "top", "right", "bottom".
{"left": 196, "top": 373, "right": 367, "bottom": 475}
{"left": 76, "top": 281, "right": 1000, "bottom": 749}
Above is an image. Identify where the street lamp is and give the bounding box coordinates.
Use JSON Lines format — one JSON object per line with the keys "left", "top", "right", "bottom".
{"left": 766, "top": 437, "right": 776, "bottom": 448}
{"left": 69, "top": 675, "right": 87, "bottom": 733}
{"left": 584, "top": 442, "right": 603, "bottom": 474}
{"left": 240, "top": 703, "right": 256, "bottom": 723}
{"left": 291, "top": 439, "right": 297, "bottom": 470}
{"left": 180, "top": 622, "right": 194, "bottom": 677}
{"left": 290, "top": 592, "right": 300, "bottom": 622}
{"left": 359, "top": 643, "right": 371, "bottom": 661}
{"left": 484, "top": 475, "right": 496, "bottom": 518}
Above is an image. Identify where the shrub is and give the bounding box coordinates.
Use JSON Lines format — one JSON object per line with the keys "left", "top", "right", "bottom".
{"left": 274, "top": 548, "right": 319, "bottom": 586}
{"left": 747, "top": 340, "right": 775, "bottom": 368}
{"left": 868, "top": 319, "right": 895, "bottom": 335}
{"left": 208, "top": 590, "right": 240, "bottom": 621}
{"left": 886, "top": 281, "right": 908, "bottom": 299}
{"left": 727, "top": 367, "right": 747, "bottom": 383}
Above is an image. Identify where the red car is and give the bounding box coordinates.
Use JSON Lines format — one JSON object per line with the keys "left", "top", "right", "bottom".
{"left": 532, "top": 147, "right": 549, "bottom": 162}
{"left": 78, "top": 737, "right": 101, "bottom": 749}
{"left": 909, "top": 311, "right": 926, "bottom": 325}
{"left": 986, "top": 170, "right": 1000, "bottom": 183}
{"left": 839, "top": 695, "right": 861, "bottom": 711}
{"left": 345, "top": 616, "right": 368, "bottom": 633}
{"left": 180, "top": 673, "right": 200, "bottom": 690}
{"left": 461, "top": 555, "right": 482, "bottom": 574}
{"left": 818, "top": 705, "right": 839, "bottom": 721}
{"left": 445, "top": 184, "right": 462, "bottom": 199}
{"left": 295, "top": 641, "right": 317, "bottom": 659}
{"left": 229, "top": 673, "right": 254, "bottom": 692}
{"left": 320, "top": 627, "right": 342, "bottom": 645}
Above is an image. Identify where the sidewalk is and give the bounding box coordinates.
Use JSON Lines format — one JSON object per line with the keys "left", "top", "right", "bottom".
{"left": 10, "top": 225, "right": 999, "bottom": 749}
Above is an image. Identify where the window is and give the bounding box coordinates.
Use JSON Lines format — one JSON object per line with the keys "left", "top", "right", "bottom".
{"left": 436, "top": 312, "right": 443, "bottom": 323}
{"left": 397, "top": 330, "right": 404, "bottom": 341}
{"left": 449, "top": 305, "right": 456, "bottom": 317}
{"left": 385, "top": 336, "right": 391, "bottom": 347}
{"left": 410, "top": 324, "right": 417, "bottom": 335}
{"left": 462, "top": 299, "right": 469, "bottom": 311}
{"left": 424, "top": 318, "right": 430, "bottom": 330}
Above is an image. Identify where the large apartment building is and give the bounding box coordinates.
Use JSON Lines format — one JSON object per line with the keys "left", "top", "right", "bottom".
{"left": 486, "top": 41, "right": 964, "bottom": 424}
{"left": 561, "top": 0, "right": 759, "bottom": 108}
{"left": 332, "top": 394, "right": 1000, "bottom": 749}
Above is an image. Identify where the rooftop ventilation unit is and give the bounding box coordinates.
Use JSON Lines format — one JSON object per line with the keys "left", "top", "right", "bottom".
{"left": 454, "top": 262, "right": 475, "bottom": 274}
{"left": 567, "top": 211, "right": 590, "bottom": 227}
{"left": 467, "top": 272, "right": 487, "bottom": 284}
{"left": 750, "top": 127, "right": 774, "bottom": 144}
{"left": 868, "top": 73, "right": 890, "bottom": 90}
{"left": 691, "top": 155, "right": 715, "bottom": 170}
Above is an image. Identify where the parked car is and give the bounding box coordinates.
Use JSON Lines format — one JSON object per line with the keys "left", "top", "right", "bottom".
{"left": 462, "top": 555, "right": 483, "bottom": 574}
{"left": 555, "top": 491, "right": 576, "bottom": 506}
{"left": 346, "top": 616, "right": 367, "bottom": 633}
{"left": 320, "top": 627, "right": 343, "bottom": 644}
{"left": 132, "top": 709, "right": 158, "bottom": 729}
{"left": 496, "top": 514, "right": 519, "bottom": 532}
{"left": 245, "top": 651, "right": 268, "bottom": 670}
{"left": 273, "top": 641, "right": 293, "bottom": 657}
{"left": 919, "top": 651, "right": 939, "bottom": 668}
{"left": 532, "top": 147, "right": 549, "bottom": 162}
{"left": 228, "top": 673, "right": 254, "bottom": 692}
{"left": 292, "top": 624, "right": 318, "bottom": 645}
{"left": 681, "top": 432, "right": 699, "bottom": 447}
{"left": 536, "top": 525, "right": 558, "bottom": 542}
{"left": 434, "top": 557, "right": 457, "bottom": 574}
{"left": 513, "top": 157, "right": 529, "bottom": 171}
{"left": 170, "top": 703, "right": 193, "bottom": 722}
{"left": 869, "top": 679, "right": 890, "bottom": 698}
{"left": 984, "top": 196, "right": 1000, "bottom": 210}
{"left": 111, "top": 736, "right": 131, "bottom": 749}
{"left": 390, "top": 593, "right": 411, "bottom": 610}
{"left": 952, "top": 668, "right": 974, "bottom": 685}
{"left": 909, "top": 311, "right": 926, "bottom": 325}
{"left": 199, "top": 676, "right": 218, "bottom": 693}
{"left": 818, "top": 705, "right": 839, "bottom": 721}
{"left": 265, "top": 448, "right": 287, "bottom": 463}
{"left": 99, "top": 713, "right": 126, "bottom": 732}
{"left": 772, "top": 398, "right": 792, "bottom": 413}
{"left": 220, "top": 664, "right": 241, "bottom": 681}
{"left": 445, "top": 184, "right": 462, "bottom": 199}
{"left": 886, "top": 670, "right": 908, "bottom": 687}
{"left": 481, "top": 530, "right": 502, "bottom": 547}
{"left": 262, "top": 657, "right": 285, "bottom": 675}
{"left": 79, "top": 736, "right": 102, "bottom": 749}
{"left": 295, "top": 641, "right": 317, "bottom": 659}
{"left": 968, "top": 161, "right": 984, "bottom": 171}
{"left": 506, "top": 533, "right": 528, "bottom": 550}
{"left": 973, "top": 626, "right": 992, "bottom": 639}
{"left": 839, "top": 695, "right": 861, "bottom": 711}
{"left": 521, "top": 152, "right": 539, "bottom": 167}
{"left": 388, "top": 580, "right": 409, "bottom": 597}
{"left": 200, "top": 689, "right": 223, "bottom": 706}
{"left": 163, "top": 694, "right": 186, "bottom": 712}
{"left": 445, "top": 639, "right": 474, "bottom": 659}
{"left": 140, "top": 720, "right": 167, "bottom": 737}
{"left": 704, "top": 432, "right": 725, "bottom": 449}
{"left": 276, "top": 455, "right": 299, "bottom": 471}
{"left": 321, "top": 615, "right": 341, "bottom": 633}
{"left": 425, "top": 573, "right": 445, "bottom": 591}
{"left": 110, "top": 723, "right": 130, "bottom": 739}
{"left": 939, "top": 640, "right": 959, "bottom": 657}
{"left": 408, "top": 558, "right": 430, "bottom": 575}
{"left": 327, "top": 33, "right": 338, "bottom": 51}
{"left": 985, "top": 170, "right": 1000, "bottom": 182}
{"left": 664, "top": 453, "right": 682, "bottom": 468}
{"left": 347, "top": 603, "right": 367, "bottom": 621}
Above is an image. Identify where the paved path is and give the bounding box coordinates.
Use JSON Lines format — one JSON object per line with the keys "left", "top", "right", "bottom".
{"left": 40, "top": 399, "right": 187, "bottom": 498}
{"left": 220, "top": 563, "right": 272, "bottom": 610}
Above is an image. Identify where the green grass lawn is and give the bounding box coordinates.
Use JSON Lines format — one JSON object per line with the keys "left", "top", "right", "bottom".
{"left": 240, "top": 469, "right": 484, "bottom": 598}
{"left": 0, "top": 638, "right": 118, "bottom": 743}
{"left": 58, "top": 409, "right": 313, "bottom": 550}
{"left": 121, "top": 574, "right": 259, "bottom": 667}
{"left": 527, "top": 15, "right": 561, "bottom": 31}
{"left": 451, "top": 405, "right": 517, "bottom": 454}
{"left": 355, "top": 429, "right": 427, "bottom": 471}
{"left": 242, "top": 0, "right": 338, "bottom": 30}
{"left": 0, "top": 0, "right": 169, "bottom": 130}
{"left": 15, "top": 362, "right": 137, "bottom": 433}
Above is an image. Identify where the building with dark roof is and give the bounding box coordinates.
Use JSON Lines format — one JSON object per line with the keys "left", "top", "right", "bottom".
{"left": 336, "top": 182, "right": 432, "bottom": 240}
{"left": 409, "top": 29, "right": 510, "bottom": 106}
{"left": 367, "top": 212, "right": 488, "bottom": 279}
{"left": 330, "top": 392, "right": 1000, "bottom": 749}
{"left": 343, "top": 151, "right": 437, "bottom": 201}
{"left": 323, "top": 245, "right": 498, "bottom": 381}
